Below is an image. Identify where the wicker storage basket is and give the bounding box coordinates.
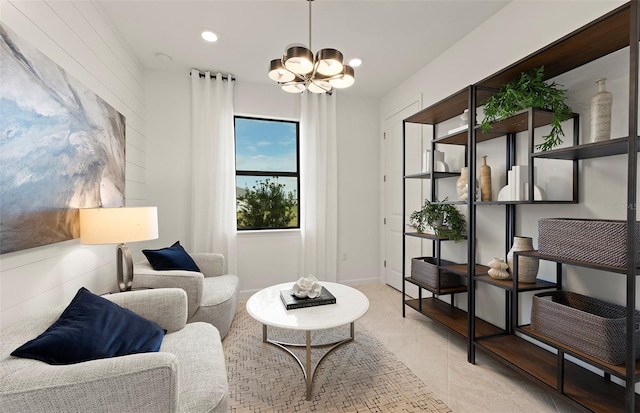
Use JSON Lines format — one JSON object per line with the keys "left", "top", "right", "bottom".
{"left": 538, "top": 218, "right": 640, "bottom": 267}
{"left": 410, "top": 257, "right": 462, "bottom": 288}
{"left": 531, "top": 291, "right": 640, "bottom": 365}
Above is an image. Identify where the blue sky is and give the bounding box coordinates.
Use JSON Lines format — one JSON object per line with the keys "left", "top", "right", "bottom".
{"left": 235, "top": 117, "right": 297, "bottom": 172}
{"left": 235, "top": 117, "right": 298, "bottom": 196}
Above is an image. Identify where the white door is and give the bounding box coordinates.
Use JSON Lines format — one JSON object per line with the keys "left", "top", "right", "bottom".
{"left": 383, "top": 100, "right": 423, "bottom": 291}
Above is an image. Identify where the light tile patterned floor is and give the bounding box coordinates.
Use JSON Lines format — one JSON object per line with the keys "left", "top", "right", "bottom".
{"left": 355, "top": 283, "right": 583, "bottom": 413}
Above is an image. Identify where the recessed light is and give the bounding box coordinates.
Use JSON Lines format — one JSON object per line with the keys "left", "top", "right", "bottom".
{"left": 201, "top": 30, "right": 218, "bottom": 43}
{"left": 349, "top": 58, "right": 362, "bottom": 67}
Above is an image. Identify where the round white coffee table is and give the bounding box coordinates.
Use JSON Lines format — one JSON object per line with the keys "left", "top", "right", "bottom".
{"left": 246, "top": 282, "right": 369, "bottom": 400}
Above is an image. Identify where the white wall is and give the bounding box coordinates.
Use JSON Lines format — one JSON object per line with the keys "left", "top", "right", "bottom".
{"left": 380, "top": 0, "right": 633, "bottom": 326}
{"left": 145, "top": 72, "right": 381, "bottom": 296}
{"left": 336, "top": 94, "right": 381, "bottom": 285}
{"left": 0, "top": 0, "right": 150, "bottom": 329}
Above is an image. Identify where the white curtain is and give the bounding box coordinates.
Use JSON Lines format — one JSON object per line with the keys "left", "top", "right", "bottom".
{"left": 300, "top": 92, "right": 338, "bottom": 282}
{"left": 189, "top": 69, "right": 237, "bottom": 274}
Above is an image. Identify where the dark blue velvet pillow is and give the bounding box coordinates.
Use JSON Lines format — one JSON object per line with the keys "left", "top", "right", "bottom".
{"left": 11, "top": 287, "right": 165, "bottom": 365}
{"left": 142, "top": 241, "right": 200, "bottom": 272}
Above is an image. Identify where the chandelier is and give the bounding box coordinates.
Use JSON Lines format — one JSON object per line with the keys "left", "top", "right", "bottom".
{"left": 268, "top": 0, "right": 355, "bottom": 94}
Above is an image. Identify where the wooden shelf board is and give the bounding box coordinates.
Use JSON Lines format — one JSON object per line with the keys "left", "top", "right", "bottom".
{"left": 442, "top": 264, "right": 489, "bottom": 277}
{"left": 404, "top": 297, "right": 502, "bottom": 337}
{"left": 476, "top": 334, "right": 640, "bottom": 412}
{"left": 516, "top": 250, "right": 639, "bottom": 274}
{"left": 404, "top": 232, "right": 466, "bottom": 241}
{"left": 474, "top": 275, "right": 557, "bottom": 291}
{"left": 476, "top": 3, "right": 630, "bottom": 90}
{"left": 404, "top": 88, "right": 469, "bottom": 125}
{"left": 404, "top": 277, "right": 467, "bottom": 295}
{"left": 519, "top": 325, "right": 640, "bottom": 379}
{"left": 532, "top": 136, "right": 638, "bottom": 160}
{"left": 436, "top": 131, "right": 468, "bottom": 145}
{"left": 404, "top": 232, "right": 448, "bottom": 241}
{"left": 476, "top": 200, "right": 578, "bottom": 205}
{"left": 475, "top": 108, "right": 557, "bottom": 143}
{"left": 404, "top": 171, "right": 460, "bottom": 179}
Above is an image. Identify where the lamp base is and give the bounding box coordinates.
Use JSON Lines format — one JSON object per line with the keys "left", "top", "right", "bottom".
{"left": 116, "top": 243, "right": 134, "bottom": 292}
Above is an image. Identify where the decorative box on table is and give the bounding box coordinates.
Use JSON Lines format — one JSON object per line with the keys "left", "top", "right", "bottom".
{"left": 410, "top": 257, "right": 461, "bottom": 288}
{"left": 531, "top": 291, "right": 640, "bottom": 365}
{"left": 538, "top": 218, "right": 640, "bottom": 267}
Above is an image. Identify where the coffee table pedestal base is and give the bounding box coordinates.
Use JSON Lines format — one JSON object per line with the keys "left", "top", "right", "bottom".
{"left": 262, "top": 323, "right": 355, "bottom": 401}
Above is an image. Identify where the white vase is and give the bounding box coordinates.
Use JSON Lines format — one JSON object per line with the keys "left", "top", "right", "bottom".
{"left": 506, "top": 236, "right": 539, "bottom": 283}
{"left": 456, "top": 167, "right": 479, "bottom": 201}
{"left": 590, "top": 77, "right": 613, "bottom": 142}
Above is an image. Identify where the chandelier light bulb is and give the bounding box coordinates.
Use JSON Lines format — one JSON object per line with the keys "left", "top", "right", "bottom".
{"left": 269, "top": 59, "right": 296, "bottom": 82}
{"left": 329, "top": 65, "right": 355, "bottom": 89}
{"left": 282, "top": 83, "right": 306, "bottom": 93}
{"left": 284, "top": 46, "right": 314, "bottom": 75}
{"left": 316, "top": 49, "right": 344, "bottom": 76}
{"left": 308, "top": 80, "right": 332, "bottom": 94}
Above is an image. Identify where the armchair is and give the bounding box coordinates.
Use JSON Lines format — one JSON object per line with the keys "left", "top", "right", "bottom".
{"left": 0, "top": 288, "right": 228, "bottom": 413}
{"left": 133, "top": 252, "right": 239, "bottom": 339}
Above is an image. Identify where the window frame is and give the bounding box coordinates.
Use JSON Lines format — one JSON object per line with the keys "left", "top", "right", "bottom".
{"left": 234, "top": 115, "right": 301, "bottom": 231}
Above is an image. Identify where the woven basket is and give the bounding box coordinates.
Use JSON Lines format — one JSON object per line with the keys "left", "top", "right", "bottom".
{"left": 410, "top": 257, "right": 462, "bottom": 289}
{"left": 531, "top": 291, "right": 640, "bottom": 365}
{"left": 538, "top": 218, "right": 640, "bottom": 267}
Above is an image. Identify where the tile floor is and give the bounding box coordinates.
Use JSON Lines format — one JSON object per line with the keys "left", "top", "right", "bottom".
{"left": 354, "top": 283, "right": 583, "bottom": 413}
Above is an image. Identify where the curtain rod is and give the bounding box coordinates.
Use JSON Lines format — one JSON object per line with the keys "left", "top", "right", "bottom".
{"left": 190, "top": 70, "right": 235, "bottom": 82}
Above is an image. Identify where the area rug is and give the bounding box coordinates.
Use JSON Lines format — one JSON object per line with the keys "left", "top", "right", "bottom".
{"left": 223, "top": 306, "right": 452, "bottom": 412}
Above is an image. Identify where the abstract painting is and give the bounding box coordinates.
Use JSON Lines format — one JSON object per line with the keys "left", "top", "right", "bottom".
{"left": 0, "top": 23, "right": 125, "bottom": 254}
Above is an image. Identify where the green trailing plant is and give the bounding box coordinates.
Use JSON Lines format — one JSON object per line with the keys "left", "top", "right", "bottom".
{"left": 409, "top": 197, "right": 466, "bottom": 242}
{"left": 480, "top": 66, "right": 573, "bottom": 152}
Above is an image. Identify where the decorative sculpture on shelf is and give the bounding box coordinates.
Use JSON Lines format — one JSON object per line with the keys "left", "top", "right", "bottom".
{"left": 292, "top": 274, "right": 322, "bottom": 298}
{"left": 487, "top": 258, "right": 510, "bottom": 280}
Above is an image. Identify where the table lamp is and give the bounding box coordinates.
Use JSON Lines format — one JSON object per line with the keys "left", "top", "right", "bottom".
{"left": 80, "top": 206, "right": 159, "bottom": 292}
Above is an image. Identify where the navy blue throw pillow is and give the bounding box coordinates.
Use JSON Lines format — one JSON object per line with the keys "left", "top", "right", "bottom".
{"left": 142, "top": 241, "right": 200, "bottom": 272}
{"left": 11, "top": 287, "right": 164, "bottom": 365}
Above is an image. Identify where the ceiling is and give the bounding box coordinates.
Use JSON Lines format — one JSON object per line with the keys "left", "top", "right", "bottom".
{"left": 96, "top": 0, "right": 511, "bottom": 99}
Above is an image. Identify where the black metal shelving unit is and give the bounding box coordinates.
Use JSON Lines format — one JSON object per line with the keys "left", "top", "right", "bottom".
{"left": 400, "top": 2, "right": 640, "bottom": 411}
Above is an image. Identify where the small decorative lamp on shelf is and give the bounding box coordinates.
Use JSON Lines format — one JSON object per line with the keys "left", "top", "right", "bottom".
{"left": 80, "top": 207, "right": 159, "bottom": 292}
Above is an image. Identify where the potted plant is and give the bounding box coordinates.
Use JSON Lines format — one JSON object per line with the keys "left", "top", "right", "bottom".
{"left": 480, "top": 66, "right": 573, "bottom": 152}
{"left": 409, "top": 198, "right": 466, "bottom": 242}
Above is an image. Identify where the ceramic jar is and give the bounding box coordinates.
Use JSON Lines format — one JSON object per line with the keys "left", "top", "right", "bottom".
{"left": 487, "top": 258, "right": 510, "bottom": 280}
{"left": 506, "top": 236, "right": 539, "bottom": 283}
{"left": 590, "top": 77, "right": 613, "bottom": 142}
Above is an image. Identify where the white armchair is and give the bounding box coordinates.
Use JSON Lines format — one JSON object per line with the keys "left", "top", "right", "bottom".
{"left": 0, "top": 288, "right": 228, "bottom": 413}
{"left": 133, "top": 252, "right": 239, "bottom": 339}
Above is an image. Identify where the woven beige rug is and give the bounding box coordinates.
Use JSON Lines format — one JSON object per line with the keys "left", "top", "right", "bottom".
{"left": 223, "top": 306, "right": 452, "bottom": 412}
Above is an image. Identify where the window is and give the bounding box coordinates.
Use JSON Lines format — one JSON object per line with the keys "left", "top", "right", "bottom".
{"left": 234, "top": 116, "right": 300, "bottom": 230}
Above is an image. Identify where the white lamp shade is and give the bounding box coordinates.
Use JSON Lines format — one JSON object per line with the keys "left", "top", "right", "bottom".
{"left": 329, "top": 65, "right": 355, "bottom": 89}
{"left": 316, "top": 48, "right": 344, "bottom": 76}
{"left": 282, "top": 82, "right": 306, "bottom": 93}
{"left": 268, "top": 59, "right": 296, "bottom": 83}
{"left": 284, "top": 46, "right": 314, "bottom": 75}
{"left": 80, "top": 207, "right": 159, "bottom": 244}
{"left": 308, "top": 79, "right": 332, "bottom": 94}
